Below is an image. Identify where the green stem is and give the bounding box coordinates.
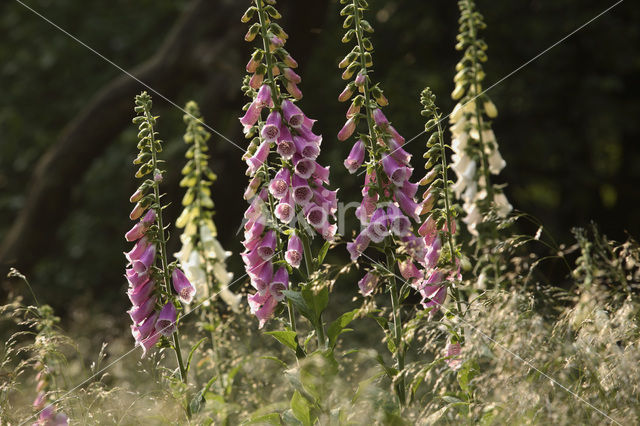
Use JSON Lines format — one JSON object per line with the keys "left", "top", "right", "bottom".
{"left": 256, "top": 0, "right": 280, "bottom": 108}
{"left": 147, "top": 109, "right": 191, "bottom": 419}
{"left": 435, "top": 118, "right": 464, "bottom": 316}
{"left": 386, "top": 249, "right": 405, "bottom": 408}
{"left": 352, "top": 0, "right": 376, "bottom": 149}
{"left": 301, "top": 232, "right": 327, "bottom": 350}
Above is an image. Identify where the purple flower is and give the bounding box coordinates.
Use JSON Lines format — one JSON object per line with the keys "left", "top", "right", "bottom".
{"left": 382, "top": 154, "right": 411, "bottom": 187}
{"left": 139, "top": 329, "right": 161, "bottom": 358}
{"left": 132, "top": 244, "right": 156, "bottom": 274}
{"left": 125, "top": 221, "right": 146, "bottom": 242}
{"left": 366, "top": 207, "right": 390, "bottom": 243}
{"left": 388, "top": 136, "right": 412, "bottom": 165}
{"left": 126, "top": 267, "right": 149, "bottom": 289}
{"left": 129, "top": 203, "right": 145, "bottom": 220}
{"left": 248, "top": 291, "right": 278, "bottom": 329}
{"left": 286, "top": 81, "right": 303, "bottom": 100}
{"left": 257, "top": 230, "right": 276, "bottom": 260}
{"left": 338, "top": 85, "right": 354, "bottom": 102}
{"left": 293, "top": 136, "right": 320, "bottom": 159}
{"left": 283, "top": 67, "right": 301, "bottom": 84}
{"left": 155, "top": 302, "right": 178, "bottom": 336}
{"left": 424, "top": 236, "right": 442, "bottom": 269}
{"left": 347, "top": 232, "right": 370, "bottom": 261}
{"left": 131, "top": 312, "right": 158, "bottom": 341}
{"left": 305, "top": 203, "right": 329, "bottom": 231}
{"left": 387, "top": 203, "right": 411, "bottom": 236}
{"left": 127, "top": 279, "right": 154, "bottom": 306}
{"left": 275, "top": 191, "right": 295, "bottom": 223}
{"left": 354, "top": 73, "right": 366, "bottom": 87}
{"left": 399, "top": 258, "right": 421, "bottom": 281}
{"left": 373, "top": 108, "right": 390, "bottom": 129}
{"left": 124, "top": 237, "right": 150, "bottom": 263}
{"left": 337, "top": 117, "right": 356, "bottom": 141}
{"left": 240, "top": 102, "right": 262, "bottom": 130}
{"left": 128, "top": 295, "right": 157, "bottom": 325}
{"left": 269, "top": 168, "right": 291, "bottom": 199}
{"left": 395, "top": 189, "right": 420, "bottom": 222}
{"left": 344, "top": 140, "right": 365, "bottom": 174}
{"left": 256, "top": 84, "right": 273, "bottom": 107}
{"left": 251, "top": 260, "right": 273, "bottom": 294}
{"left": 313, "top": 163, "right": 330, "bottom": 184}
{"left": 358, "top": 272, "right": 378, "bottom": 296}
{"left": 293, "top": 155, "right": 316, "bottom": 179}
{"left": 172, "top": 268, "right": 196, "bottom": 304}
{"left": 285, "top": 233, "right": 303, "bottom": 268}
{"left": 261, "top": 111, "right": 282, "bottom": 143}
{"left": 246, "top": 141, "right": 270, "bottom": 175}
{"left": 292, "top": 174, "right": 313, "bottom": 205}
{"left": 282, "top": 99, "right": 304, "bottom": 128}
{"left": 270, "top": 267, "right": 289, "bottom": 301}
{"left": 418, "top": 214, "right": 437, "bottom": 241}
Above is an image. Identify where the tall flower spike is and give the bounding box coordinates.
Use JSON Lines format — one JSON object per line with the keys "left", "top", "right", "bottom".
{"left": 338, "top": 0, "right": 446, "bottom": 406}
{"left": 174, "top": 101, "right": 239, "bottom": 312}
{"left": 129, "top": 93, "right": 190, "bottom": 413}
{"left": 450, "top": 0, "right": 512, "bottom": 236}
{"left": 239, "top": 0, "right": 338, "bottom": 329}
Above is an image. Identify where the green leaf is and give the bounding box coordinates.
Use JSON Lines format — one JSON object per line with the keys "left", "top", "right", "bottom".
{"left": 316, "top": 240, "right": 331, "bottom": 266}
{"left": 290, "top": 391, "right": 312, "bottom": 426}
{"left": 265, "top": 330, "right": 300, "bottom": 353}
{"left": 185, "top": 337, "right": 207, "bottom": 375}
{"left": 243, "top": 413, "right": 282, "bottom": 425}
{"left": 327, "top": 308, "right": 359, "bottom": 349}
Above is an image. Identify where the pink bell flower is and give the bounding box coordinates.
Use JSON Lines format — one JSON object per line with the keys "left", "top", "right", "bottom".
{"left": 282, "top": 99, "right": 304, "bottom": 128}
{"left": 358, "top": 271, "right": 379, "bottom": 296}
{"left": 270, "top": 267, "right": 289, "bottom": 301}
{"left": 285, "top": 233, "right": 303, "bottom": 268}
{"left": 246, "top": 141, "right": 270, "bottom": 175}
{"left": 155, "top": 302, "right": 178, "bottom": 336}
{"left": 269, "top": 168, "right": 291, "bottom": 199}
{"left": 337, "top": 117, "right": 356, "bottom": 141}
{"left": 172, "top": 268, "right": 196, "bottom": 304}
{"left": 344, "top": 140, "right": 365, "bottom": 174}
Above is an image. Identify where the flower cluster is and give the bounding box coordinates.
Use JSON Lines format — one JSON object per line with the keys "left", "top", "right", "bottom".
{"left": 125, "top": 92, "right": 194, "bottom": 356}
{"left": 32, "top": 362, "right": 68, "bottom": 426}
{"left": 450, "top": 0, "right": 511, "bottom": 236}
{"left": 174, "top": 101, "right": 239, "bottom": 311}
{"left": 240, "top": 0, "right": 337, "bottom": 327}
{"left": 338, "top": 0, "right": 450, "bottom": 313}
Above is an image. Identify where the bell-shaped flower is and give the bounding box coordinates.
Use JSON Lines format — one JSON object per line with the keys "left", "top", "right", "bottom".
{"left": 239, "top": 101, "right": 262, "bottom": 130}
{"left": 424, "top": 236, "right": 442, "bottom": 269}
{"left": 285, "top": 233, "right": 303, "bottom": 268}
{"left": 388, "top": 137, "right": 412, "bottom": 165}
{"left": 383, "top": 154, "right": 411, "bottom": 187}
{"left": 337, "top": 117, "right": 356, "bottom": 141}
{"left": 248, "top": 291, "right": 278, "bottom": 329}
{"left": 399, "top": 258, "right": 421, "bottom": 282}
{"left": 246, "top": 141, "right": 270, "bottom": 176}
{"left": 131, "top": 312, "right": 158, "bottom": 342}
{"left": 372, "top": 108, "right": 390, "bottom": 129}
{"left": 256, "top": 84, "right": 273, "bottom": 107}
{"left": 358, "top": 271, "right": 378, "bottom": 296}
{"left": 269, "top": 167, "right": 291, "bottom": 199}
{"left": 394, "top": 189, "right": 420, "bottom": 222}
{"left": 128, "top": 295, "right": 157, "bottom": 325}
{"left": 126, "top": 267, "right": 149, "bottom": 289}
{"left": 293, "top": 155, "right": 316, "bottom": 179}
{"left": 125, "top": 237, "right": 150, "bottom": 264}
{"left": 386, "top": 204, "right": 411, "bottom": 237}
{"left": 132, "top": 244, "right": 156, "bottom": 274}
{"left": 251, "top": 260, "right": 273, "bottom": 294}
{"left": 260, "top": 110, "right": 282, "bottom": 143}
{"left": 292, "top": 174, "right": 312, "bottom": 205}
{"left": 257, "top": 230, "right": 276, "bottom": 260}
{"left": 366, "top": 207, "right": 390, "bottom": 243}
{"left": 293, "top": 135, "right": 319, "bottom": 159}
{"left": 312, "top": 163, "right": 330, "bottom": 184}
{"left": 270, "top": 267, "right": 289, "bottom": 301}
{"left": 172, "top": 268, "right": 196, "bottom": 304}
{"left": 155, "top": 302, "right": 178, "bottom": 337}
{"left": 282, "top": 99, "right": 304, "bottom": 128}
{"left": 344, "top": 140, "right": 365, "bottom": 174}
{"left": 286, "top": 81, "right": 303, "bottom": 100}
{"left": 275, "top": 191, "right": 295, "bottom": 223}
{"left": 128, "top": 279, "right": 154, "bottom": 306}
{"left": 347, "top": 232, "right": 370, "bottom": 261}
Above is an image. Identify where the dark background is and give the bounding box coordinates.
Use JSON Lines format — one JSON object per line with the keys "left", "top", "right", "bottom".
{"left": 1, "top": 0, "right": 638, "bottom": 317}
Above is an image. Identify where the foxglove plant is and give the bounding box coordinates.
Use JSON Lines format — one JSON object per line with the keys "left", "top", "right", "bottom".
{"left": 450, "top": 0, "right": 511, "bottom": 238}
{"left": 338, "top": 0, "right": 458, "bottom": 407}
{"left": 240, "top": 0, "right": 337, "bottom": 346}
{"left": 174, "top": 101, "right": 239, "bottom": 312}
{"left": 126, "top": 92, "right": 192, "bottom": 418}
